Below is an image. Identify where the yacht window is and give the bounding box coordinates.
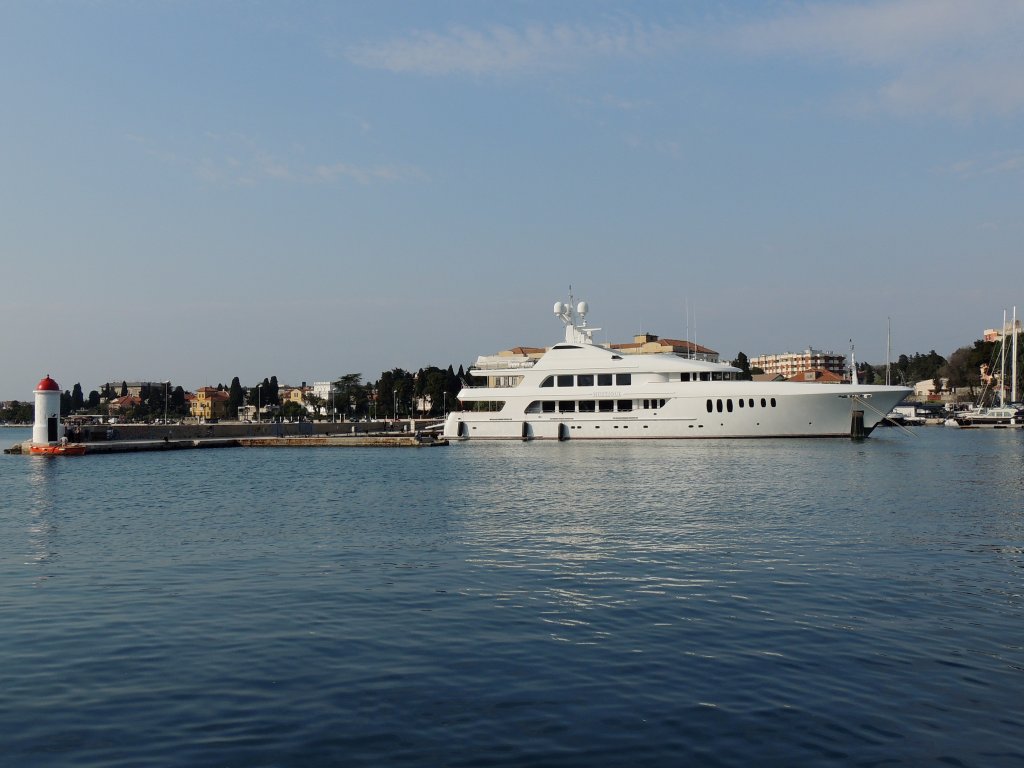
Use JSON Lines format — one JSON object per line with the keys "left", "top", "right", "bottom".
{"left": 578, "top": 400, "right": 596, "bottom": 413}
{"left": 617, "top": 400, "right": 632, "bottom": 412}
{"left": 726, "top": 399, "right": 733, "bottom": 412}
{"left": 616, "top": 373, "right": 631, "bottom": 385}
{"left": 557, "top": 375, "right": 574, "bottom": 387}
{"left": 712, "top": 372, "right": 723, "bottom": 381}
{"left": 716, "top": 399, "right": 723, "bottom": 413}
{"left": 771, "top": 397, "right": 777, "bottom": 408}
{"left": 706, "top": 399, "right": 713, "bottom": 413}
{"left": 558, "top": 401, "right": 575, "bottom": 412}
{"left": 700, "top": 372, "right": 711, "bottom": 381}
{"left": 681, "top": 372, "right": 691, "bottom": 382}
{"left": 526, "top": 401, "right": 542, "bottom": 414}
{"left": 738, "top": 398, "right": 744, "bottom": 408}
{"left": 471, "top": 401, "right": 506, "bottom": 412}
{"left": 542, "top": 401, "right": 556, "bottom": 413}
{"left": 761, "top": 398, "right": 767, "bottom": 408}
{"left": 748, "top": 399, "right": 754, "bottom": 408}
{"left": 599, "top": 400, "right": 614, "bottom": 412}
{"left": 540, "top": 376, "right": 554, "bottom": 388}
{"left": 577, "top": 374, "right": 594, "bottom": 387}
{"left": 597, "top": 373, "right": 613, "bottom": 386}
{"left": 611, "top": 355, "right": 622, "bottom": 360}
{"left": 660, "top": 399, "right": 666, "bottom": 408}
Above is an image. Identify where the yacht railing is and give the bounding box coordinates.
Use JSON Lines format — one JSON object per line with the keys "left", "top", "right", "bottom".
{"left": 471, "top": 359, "right": 537, "bottom": 371}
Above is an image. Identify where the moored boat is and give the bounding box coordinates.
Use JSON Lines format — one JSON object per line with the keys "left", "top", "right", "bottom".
{"left": 29, "top": 443, "right": 87, "bottom": 456}
{"left": 953, "top": 406, "right": 1022, "bottom": 427}
{"left": 443, "top": 298, "right": 911, "bottom": 441}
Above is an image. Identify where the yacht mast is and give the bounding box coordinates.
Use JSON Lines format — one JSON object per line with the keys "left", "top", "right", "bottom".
{"left": 886, "top": 317, "right": 891, "bottom": 386}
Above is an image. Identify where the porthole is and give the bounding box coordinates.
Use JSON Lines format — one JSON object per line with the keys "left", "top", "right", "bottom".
{"left": 771, "top": 398, "right": 777, "bottom": 407}
{"left": 706, "top": 399, "right": 713, "bottom": 413}
{"left": 761, "top": 398, "right": 767, "bottom": 408}
{"left": 726, "top": 399, "right": 733, "bottom": 413}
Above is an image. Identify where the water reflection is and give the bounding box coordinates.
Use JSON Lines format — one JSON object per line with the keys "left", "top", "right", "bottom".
{"left": 26, "top": 456, "right": 61, "bottom": 576}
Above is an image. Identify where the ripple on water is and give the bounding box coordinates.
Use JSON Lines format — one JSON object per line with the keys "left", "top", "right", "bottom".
{"left": 2, "top": 432, "right": 1024, "bottom": 766}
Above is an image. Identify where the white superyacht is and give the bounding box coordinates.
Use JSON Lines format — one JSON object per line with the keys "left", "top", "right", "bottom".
{"left": 443, "top": 299, "right": 911, "bottom": 440}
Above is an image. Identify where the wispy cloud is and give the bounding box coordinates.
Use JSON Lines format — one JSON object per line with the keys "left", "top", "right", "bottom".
{"left": 346, "top": 19, "right": 689, "bottom": 76}
{"left": 129, "top": 132, "right": 422, "bottom": 187}
{"left": 346, "top": 2, "right": 1024, "bottom": 119}
{"left": 313, "top": 162, "right": 424, "bottom": 184}
{"left": 944, "top": 150, "right": 1024, "bottom": 178}
{"left": 728, "top": 0, "right": 1024, "bottom": 118}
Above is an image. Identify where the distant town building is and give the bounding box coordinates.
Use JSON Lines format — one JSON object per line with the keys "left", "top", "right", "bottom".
{"left": 751, "top": 349, "right": 846, "bottom": 379}
{"left": 189, "top": 387, "right": 230, "bottom": 420}
{"left": 108, "top": 395, "right": 142, "bottom": 413}
{"left": 103, "top": 381, "right": 166, "bottom": 398}
{"left": 279, "top": 385, "right": 311, "bottom": 406}
{"left": 786, "top": 369, "right": 846, "bottom": 384}
{"left": 983, "top": 320, "right": 1022, "bottom": 342}
{"left": 312, "top": 381, "right": 335, "bottom": 401}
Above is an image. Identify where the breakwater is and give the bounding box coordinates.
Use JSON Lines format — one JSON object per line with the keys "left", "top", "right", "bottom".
{"left": 4, "top": 421, "right": 447, "bottom": 454}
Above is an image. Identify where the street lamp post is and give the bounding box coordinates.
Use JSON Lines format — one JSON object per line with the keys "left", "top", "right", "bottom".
{"left": 257, "top": 383, "right": 263, "bottom": 424}
{"left": 332, "top": 385, "right": 336, "bottom": 424}
{"left": 443, "top": 391, "right": 447, "bottom": 420}
{"left": 163, "top": 380, "right": 170, "bottom": 425}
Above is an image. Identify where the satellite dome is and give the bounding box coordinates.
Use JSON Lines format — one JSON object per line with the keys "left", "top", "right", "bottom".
{"left": 553, "top": 301, "right": 564, "bottom": 315}
{"left": 577, "top": 301, "right": 588, "bottom": 315}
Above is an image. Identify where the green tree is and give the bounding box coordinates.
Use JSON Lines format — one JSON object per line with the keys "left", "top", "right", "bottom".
{"left": 171, "top": 386, "right": 187, "bottom": 415}
{"left": 87, "top": 390, "right": 101, "bottom": 409}
{"left": 70, "top": 383, "right": 85, "bottom": 411}
{"left": 120, "top": 381, "right": 128, "bottom": 397}
{"left": 227, "top": 377, "right": 245, "bottom": 417}
{"left": 731, "top": 352, "right": 751, "bottom": 380}
{"left": 333, "top": 373, "right": 364, "bottom": 420}
{"left": 280, "top": 401, "right": 306, "bottom": 421}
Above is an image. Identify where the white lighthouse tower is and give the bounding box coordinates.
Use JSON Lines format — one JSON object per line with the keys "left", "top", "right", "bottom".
{"left": 32, "top": 375, "right": 64, "bottom": 446}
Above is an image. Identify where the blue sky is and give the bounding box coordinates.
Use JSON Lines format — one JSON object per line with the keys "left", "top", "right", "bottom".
{"left": 3, "top": 0, "right": 1023, "bottom": 399}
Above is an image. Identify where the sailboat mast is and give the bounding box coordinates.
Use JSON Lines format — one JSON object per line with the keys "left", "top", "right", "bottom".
{"left": 1000, "top": 309, "right": 1007, "bottom": 406}
{"left": 1013, "top": 306, "right": 1018, "bottom": 404}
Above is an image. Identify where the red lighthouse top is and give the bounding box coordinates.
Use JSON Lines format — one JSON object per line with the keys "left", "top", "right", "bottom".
{"left": 35, "top": 375, "right": 60, "bottom": 392}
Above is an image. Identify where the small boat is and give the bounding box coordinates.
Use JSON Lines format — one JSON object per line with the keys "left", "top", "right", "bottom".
{"left": 29, "top": 443, "right": 87, "bottom": 456}
{"left": 954, "top": 406, "right": 1021, "bottom": 427}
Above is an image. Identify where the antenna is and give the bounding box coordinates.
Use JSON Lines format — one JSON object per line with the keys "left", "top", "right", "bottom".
{"left": 885, "top": 317, "right": 891, "bottom": 386}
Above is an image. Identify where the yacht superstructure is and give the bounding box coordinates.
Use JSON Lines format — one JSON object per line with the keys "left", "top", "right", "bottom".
{"left": 442, "top": 299, "right": 911, "bottom": 440}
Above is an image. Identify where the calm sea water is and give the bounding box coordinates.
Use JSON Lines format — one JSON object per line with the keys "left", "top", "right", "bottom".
{"left": 2, "top": 426, "right": 1023, "bottom": 767}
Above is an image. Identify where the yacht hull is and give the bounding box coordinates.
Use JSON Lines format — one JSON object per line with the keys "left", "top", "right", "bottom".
{"left": 444, "top": 385, "right": 909, "bottom": 440}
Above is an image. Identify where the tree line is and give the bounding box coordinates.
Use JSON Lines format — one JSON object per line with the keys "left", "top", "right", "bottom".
{"left": 0, "top": 365, "right": 470, "bottom": 424}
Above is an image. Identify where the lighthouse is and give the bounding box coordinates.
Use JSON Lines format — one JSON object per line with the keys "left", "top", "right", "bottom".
{"left": 32, "top": 375, "right": 64, "bottom": 446}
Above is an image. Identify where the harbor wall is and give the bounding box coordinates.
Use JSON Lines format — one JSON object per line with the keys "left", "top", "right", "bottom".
{"left": 75, "top": 420, "right": 435, "bottom": 443}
